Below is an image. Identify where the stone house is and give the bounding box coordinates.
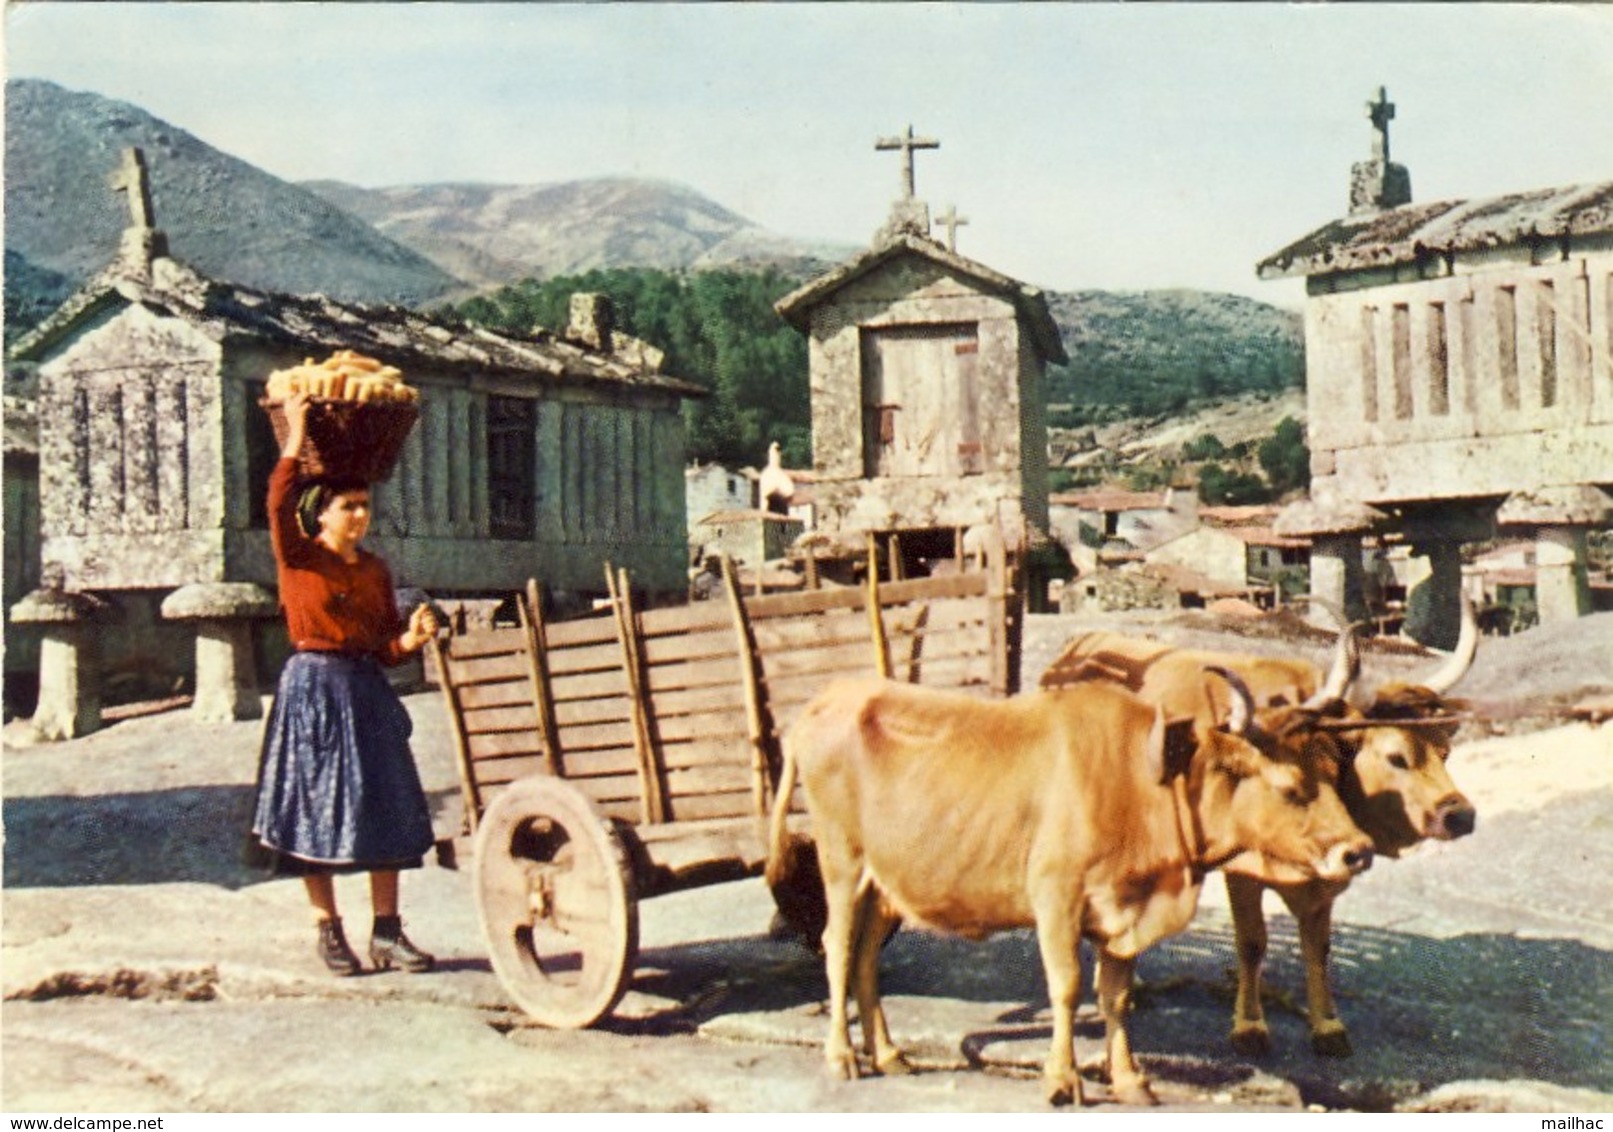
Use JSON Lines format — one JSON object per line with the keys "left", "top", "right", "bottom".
{"left": 6, "top": 153, "right": 703, "bottom": 729}
{"left": 774, "top": 228, "right": 1067, "bottom": 591}
{"left": 1047, "top": 487, "right": 1199, "bottom": 561}
{"left": 685, "top": 460, "right": 754, "bottom": 529}
{"left": 1144, "top": 520, "right": 1310, "bottom": 599}
{"left": 692, "top": 510, "right": 806, "bottom": 578}
{"left": 686, "top": 457, "right": 815, "bottom": 573}
{"left": 1259, "top": 89, "right": 1613, "bottom": 643}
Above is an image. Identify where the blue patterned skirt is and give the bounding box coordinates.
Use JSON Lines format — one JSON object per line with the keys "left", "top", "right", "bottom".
{"left": 251, "top": 651, "right": 435, "bottom": 873}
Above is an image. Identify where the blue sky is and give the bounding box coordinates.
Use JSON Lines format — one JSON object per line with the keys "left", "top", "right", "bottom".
{"left": 7, "top": 2, "right": 1613, "bottom": 306}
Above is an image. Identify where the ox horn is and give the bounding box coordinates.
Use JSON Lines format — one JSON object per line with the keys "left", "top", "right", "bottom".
{"left": 1414, "top": 588, "right": 1479, "bottom": 696}
{"left": 1204, "top": 665, "right": 1254, "bottom": 735}
{"left": 1292, "top": 595, "right": 1361, "bottom": 710}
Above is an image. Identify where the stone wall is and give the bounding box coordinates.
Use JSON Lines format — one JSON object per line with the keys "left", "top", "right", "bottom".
{"left": 1059, "top": 567, "right": 1174, "bottom": 614}
{"left": 1144, "top": 526, "right": 1250, "bottom": 589}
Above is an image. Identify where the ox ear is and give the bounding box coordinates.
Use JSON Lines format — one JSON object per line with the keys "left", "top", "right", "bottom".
{"left": 1301, "top": 730, "right": 1346, "bottom": 779}
{"left": 1146, "top": 707, "right": 1197, "bottom": 784}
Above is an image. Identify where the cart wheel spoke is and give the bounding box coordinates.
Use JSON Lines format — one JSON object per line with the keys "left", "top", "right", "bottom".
{"left": 475, "top": 777, "right": 638, "bottom": 1029}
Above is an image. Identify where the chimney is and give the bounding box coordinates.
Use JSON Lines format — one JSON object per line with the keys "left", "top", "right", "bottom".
{"left": 568, "top": 293, "right": 615, "bottom": 352}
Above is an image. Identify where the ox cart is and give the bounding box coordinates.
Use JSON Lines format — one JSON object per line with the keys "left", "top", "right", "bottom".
{"left": 427, "top": 542, "right": 1020, "bottom": 1029}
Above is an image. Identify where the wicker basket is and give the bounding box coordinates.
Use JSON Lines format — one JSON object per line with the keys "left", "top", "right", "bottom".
{"left": 260, "top": 397, "right": 420, "bottom": 483}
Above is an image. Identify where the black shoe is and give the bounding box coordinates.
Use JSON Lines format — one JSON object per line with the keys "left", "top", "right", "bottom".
{"left": 317, "top": 917, "right": 362, "bottom": 977}
{"left": 370, "top": 915, "right": 435, "bottom": 973}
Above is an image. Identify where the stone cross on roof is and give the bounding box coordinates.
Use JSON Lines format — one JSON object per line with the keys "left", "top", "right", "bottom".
{"left": 875, "top": 125, "right": 940, "bottom": 200}
{"left": 110, "top": 147, "right": 156, "bottom": 229}
{"left": 1366, "top": 86, "right": 1395, "bottom": 163}
{"left": 935, "top": 205, "right": 969, "bottom": 253}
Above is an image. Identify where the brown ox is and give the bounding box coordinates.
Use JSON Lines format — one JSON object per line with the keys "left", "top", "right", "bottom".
{"left": 767, "top": 674, "right": 1373, "bottom": 1106}
{"left": 1041, "top": 597, "right": 1479, "bottom": 1057}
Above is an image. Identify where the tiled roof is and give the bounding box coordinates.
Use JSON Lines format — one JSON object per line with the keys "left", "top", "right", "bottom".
{"left": 1258, "top": 181, "right": 1613, "bottom": 281}
{"left": 8, "top": 256, "right": 707, "bottom": 399}
{"left": 774, "top": 232, "right": 1067, "bottom": 364}
{"left": 1050, "top": 489, "right": 1167, "bottom": 512}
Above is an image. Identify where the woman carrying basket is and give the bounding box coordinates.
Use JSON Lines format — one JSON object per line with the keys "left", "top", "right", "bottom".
{"left": 251, "top": 391, "right": 441, "bottom": 976}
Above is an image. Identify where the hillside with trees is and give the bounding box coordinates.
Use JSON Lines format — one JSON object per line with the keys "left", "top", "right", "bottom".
{"left": 450, "top": 269, "right": 1311, "bottom": 502}
{"left": 447, "top": 268, "right": 812, "bottom": 470}
{"left": 1045, "top": 289, "right": 1304, "bottom": 423}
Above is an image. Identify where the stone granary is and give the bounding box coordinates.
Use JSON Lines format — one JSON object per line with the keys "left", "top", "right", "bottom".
{"left": 4, "top": 394, "right": 44, "bottom": 717}
{"left": 774, "top": 127, "right": 1067, "bottom": 598}
{"left": 5, "top": 148, "right": 703, "bottom": 736}
{"left": 1259, "top": 90, "right": 1613, "bottom": 645}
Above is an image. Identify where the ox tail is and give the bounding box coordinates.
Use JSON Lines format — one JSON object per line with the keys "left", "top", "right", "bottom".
{"left": 764, "top": 738, "right": 800, "bottom": 890}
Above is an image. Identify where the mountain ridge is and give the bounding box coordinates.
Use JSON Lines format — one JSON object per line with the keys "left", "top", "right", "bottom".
{"left": 297, "top": 176, "right": 856, "bottom": 289}
{"left": 4, "top": 79, "right": 462, "bottom": 307}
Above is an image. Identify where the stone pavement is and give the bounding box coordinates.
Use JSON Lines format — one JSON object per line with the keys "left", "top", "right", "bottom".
{"left": 3, "top": 645, "right": 1612, "bottom": 1112}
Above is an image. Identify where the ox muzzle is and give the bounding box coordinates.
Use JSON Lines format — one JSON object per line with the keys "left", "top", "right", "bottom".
{"left": 1333, "top": 841, "right": 1374, "bottom": 878}
{"left": 1431, "top": 794, "right": 1477, "bottom": 840}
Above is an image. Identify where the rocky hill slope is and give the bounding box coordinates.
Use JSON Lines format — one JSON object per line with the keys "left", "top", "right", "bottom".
{"left": 299, "top": 178, "right": 854, "bottom": 289}
{"left": 4, "top": 79, "right": 462, "bottom": 307}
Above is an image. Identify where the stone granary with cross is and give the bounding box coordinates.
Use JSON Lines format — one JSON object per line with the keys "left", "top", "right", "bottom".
{"left": 775, "top": 128, "right": 1068, "bottom": 600}
{"left": 5, "top": 148, "right": 704, "bottom": 739}
{"left": 1259, "top": 89, "right": 1613, "bottom": 644}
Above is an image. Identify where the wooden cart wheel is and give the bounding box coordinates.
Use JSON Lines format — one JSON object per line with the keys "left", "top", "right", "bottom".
{"left": 474, "top": 775, "right": 638, "bottom": 1029}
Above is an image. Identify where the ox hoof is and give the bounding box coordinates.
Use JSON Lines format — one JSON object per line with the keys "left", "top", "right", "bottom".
{"left": 875, "top": 1050, "right": 914, "bottom": 1076}
{"left": 1113, "top": 1078, "right": 1160, "bottom": 1108}
{"left": 826, "top": 1050, "right": 861, "bottom": 1081}
{"left": 1311, "top": 1027, "right": 1353, "bottom": 1058}
{"left": 1044, "top": 1074, "right": 1085, "bottom": 1108}
{"left": 1230, "top": 1025, "right": 1272, "bottom": 1057}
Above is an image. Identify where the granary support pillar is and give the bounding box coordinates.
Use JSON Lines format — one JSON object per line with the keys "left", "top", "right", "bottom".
{"left": 1497, "top": 485, "right": 1613, "bottom": 626}
{"left": 9, "top": 588, "right": 117, "bottom": 741}
{"left": 1275, "top": 498, "right": 1386, "bottom": 631}
{"left": 161, "top": 583, "right": 281, "bottom": 723}
{"left": 1399, "top": 508, "right": 1496, "bottom": 650}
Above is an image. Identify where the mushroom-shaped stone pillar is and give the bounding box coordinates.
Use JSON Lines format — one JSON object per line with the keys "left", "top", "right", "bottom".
{"left": 1497, "top": 485, "right": 1613, "bottom": 625}
{"left": 161, "top": 583, "right": 280, "bottom": 723}
{"left": 1274, "top": 498, "right": 1387, "bottom": 630}
{"left": 9, "top": 588, "right": 117, "bottom": 741}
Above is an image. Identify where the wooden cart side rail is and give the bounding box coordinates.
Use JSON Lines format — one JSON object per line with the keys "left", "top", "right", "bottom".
{"left": 521, "top": 578, "right": 562, "bottom": 777}
{"left": 542, "top": 611, "right": 620, "bottom": 648}
{"left": 609, "top": 559, "right": 771, "bottom": 827}
{"left": 721, "top": 553, "right": 778, "bottom": 828}
{"left": 605, "top": 564, "right": 668, "bottom": 826}
{"left": 428, "top": 634, "right": 483, "bottom": 837}
{"left": 444, "top": 533, "right": 1019, "bottom": 840}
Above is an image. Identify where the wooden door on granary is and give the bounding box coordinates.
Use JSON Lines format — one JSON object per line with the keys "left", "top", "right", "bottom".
{"left": 860, "top": 323, "right": 982, "bottom": 478}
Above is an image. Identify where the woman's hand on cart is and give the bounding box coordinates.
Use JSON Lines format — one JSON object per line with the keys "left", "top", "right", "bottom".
{"left": 401, "top": 602, "right": 441, "bottom": 653}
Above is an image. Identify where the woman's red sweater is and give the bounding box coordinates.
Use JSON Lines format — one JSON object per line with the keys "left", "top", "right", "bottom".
{"left": 269, "top": 457, "right": 409, "bottom": 666}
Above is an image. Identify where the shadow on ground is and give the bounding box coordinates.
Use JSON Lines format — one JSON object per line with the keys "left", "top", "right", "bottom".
{"left": 621, "top": 910, "right": 1611, "bottom": 1110}
{"left": 2, "top": 785, "right": 462, "bottom": 890}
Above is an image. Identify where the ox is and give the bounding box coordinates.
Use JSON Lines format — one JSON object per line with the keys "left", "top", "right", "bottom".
{"left": 766, "top": 673, "right": 1373, "bottom": 1106}
{"left": 1041, "top": 597, "right": 1479, "bottom": 1057}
